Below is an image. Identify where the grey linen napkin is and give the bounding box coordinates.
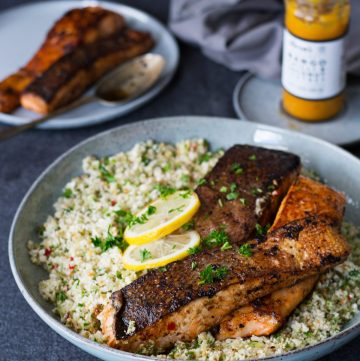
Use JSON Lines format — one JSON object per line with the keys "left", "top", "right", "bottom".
{"left": 169, "top": 0, "right": 360, "bottom": 78}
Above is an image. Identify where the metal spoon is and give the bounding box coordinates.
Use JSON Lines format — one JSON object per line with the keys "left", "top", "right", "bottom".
{"left": 0, "top": 53, "right": 166, "bottom": 141}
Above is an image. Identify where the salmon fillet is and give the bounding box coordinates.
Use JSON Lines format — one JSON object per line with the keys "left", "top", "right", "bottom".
{"left": 216, "top": 276, "right": 318, "bottom": 339}
{"left": 0, "top": 7, "right": 125, "bottom": 113}
{"left": 20, "top": 29, "right": 154, "bottom": 114}
{"left": 216, "top": 176, "right": 346, "bottom": 339}
{"left": 194, "top": 145, "right": 300, "bottom": 243}
{"left": 102, "top": 216, "right": 349, "bottom": 353}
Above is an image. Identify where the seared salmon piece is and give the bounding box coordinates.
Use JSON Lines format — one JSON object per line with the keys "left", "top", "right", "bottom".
{"left": 0, "top": 7, "right": 125, "bottom": 113}
{"left": 102, "top": 215, "right": 349, "bottom": 353}
{"left": 20, "top": 29, "right": 154, "bottom": 114}
{"left": 216, "top": 176, "right": 346, "bottom": 340}
{"left": 194, "top": 145, "right": 300, "bottom": 244}
{"left": 216, "top": 276, "right": 318, "bottom": 338}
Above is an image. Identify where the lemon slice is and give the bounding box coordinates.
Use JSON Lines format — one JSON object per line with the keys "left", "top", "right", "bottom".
{"left": 124, "top": 190, "right": 200, "bottom": 245}
{"left": 122, "top": 231, "right": 200, "bottom": 270}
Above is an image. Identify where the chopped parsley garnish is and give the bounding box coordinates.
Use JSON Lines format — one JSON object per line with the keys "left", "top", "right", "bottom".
{"left": 37, "top": 225, "right": 46, "bottom": 237}
{"left": 226, "top": 192, "right": 239, "bottom": 201}
{"left": 99, "top": 163, "right": 116, "bottom": 183}
{"left": 91, "top": 227, "right": 128, "bottom": 253}
{"left": 114, "top": 209, "right": 135, "bottom": 228}
{"left": 231, "top": 163, "right": 244, "bottom": 175}
{"left": 251, "top": 187, "right": 263, "bottom": 196}
{"left": 180, "top": 189, "right": 192, "bottom": 198}
{"left": 220, "top": 186, "right": 227, "bottom": 193}
{"left": 197, "top": 178, "right": 207, "bottom": 186}
{"left": 249, "top": 154, "right": 257, "bottom": 161}
{"left": 162, "top": 163, "right": 171, "bottom": 172}
{"left": 140, "top": 249, "right": 152, "bottom": 262}
{"left": 63, "top": 188, "right": 73, "bottom": 198}
{"left": 349, "top": 269, "right": 360, "bottom": 277}
{"left": 199, "top": 265, "right": 229, "bottom": 285}
{"left": 169, "top": 205, "right": 185, "bottom": 214}
{"left": 203, "top": 229, "right": 229, "bottom": 248}
{"left": 181, "top": 174, "right": 190, "bottom": 183}
{"left": 238, "top": 244, "right": 253, "bottom": 257}
{"left": 155, "top": 184, "right": 176, "bottom": 198}
{"left": 267, "top": 184, "right": 276, "bottom": 191}
{"left": 56, "top": 291, "right": 67, "bottom": 303}
{"left": 225, "top": 183, "right": 239, "bottom": 200}
{"left": 159, "top": 266, "right": 168, "bottom": 272}
{"left": 255, "top": 223, "right": 270, "bottom": 236}
{"left": 116, "top": 271, "right": 122, "bottom": 279}
{"left": 141, "top": 154, "right": 151, "bottom": 166}
{"left": 147, "top": 205, "right": 157, "bottom": 215}
{"left": 210, "top": 180, "right": 216, "bottom": 186}
{"left": 182, "top": 219, "right": 195, "bottom": 231}
{"left": 198, "top": 152, "right": 212, "bottom": 164}
{"left": 239, "top": 198, "right": 247, "bottom": 205}
{"left": 220, "top": 241, "right": 232, "bottom": 251}
{"left": 188, "top": 245, "right": 202, "bottom": 255}
{"left": 128, "top": 206, "right": 157, "bottom": 227}
{"left": 191, "top": 261, "right": 198, "bottom": 270}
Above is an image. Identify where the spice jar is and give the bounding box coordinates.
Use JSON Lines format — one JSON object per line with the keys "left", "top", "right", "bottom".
{"left": 281, "top": 0, "right": 350, "bottom": 122}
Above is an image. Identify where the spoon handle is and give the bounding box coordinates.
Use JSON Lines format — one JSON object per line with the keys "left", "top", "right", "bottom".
{"left": 0, "top": 95, "right": 97, "bottom": 141}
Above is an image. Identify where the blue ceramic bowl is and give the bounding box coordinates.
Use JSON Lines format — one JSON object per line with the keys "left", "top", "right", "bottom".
{"left": 9, "top": 116, "right": 360, "bottom": 361}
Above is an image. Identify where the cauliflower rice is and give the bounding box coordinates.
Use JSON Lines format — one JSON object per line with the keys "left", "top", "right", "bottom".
{"left": 28, "top": 139, "right": 360, "bottom": 360}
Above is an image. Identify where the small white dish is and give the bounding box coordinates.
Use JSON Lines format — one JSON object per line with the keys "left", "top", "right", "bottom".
{"left": 0, "top": 1, "right": 179, "bottom": 129}
{"left": 233, "top": 73, "right": 360, "bottom": 146}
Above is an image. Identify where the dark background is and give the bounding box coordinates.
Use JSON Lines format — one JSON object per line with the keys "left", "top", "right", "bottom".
{"left": 0, "top": 1, "right": 359, "bottom": 360}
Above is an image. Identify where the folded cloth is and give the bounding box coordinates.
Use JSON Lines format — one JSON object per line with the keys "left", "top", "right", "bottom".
{"left": 169, "top": 0, "right": 360, "bottom": 78}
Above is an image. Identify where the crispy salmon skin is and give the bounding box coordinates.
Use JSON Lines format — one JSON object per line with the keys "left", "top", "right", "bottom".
{"left": 102, "top": 215, "right": 349, "bottom": 353}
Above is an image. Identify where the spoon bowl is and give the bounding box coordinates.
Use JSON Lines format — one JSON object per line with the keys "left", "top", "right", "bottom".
{"left": 96, "top": 53, "right": 166, "bottom": 104}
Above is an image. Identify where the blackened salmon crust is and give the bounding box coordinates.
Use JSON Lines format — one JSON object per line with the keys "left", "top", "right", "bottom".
{"left": 194, "top": 144, "right": 301, "bottom": 243}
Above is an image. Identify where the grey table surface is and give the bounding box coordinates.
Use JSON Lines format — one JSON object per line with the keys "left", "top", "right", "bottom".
{"left": 0, "top": 1, "right": 359, "bottom": 360}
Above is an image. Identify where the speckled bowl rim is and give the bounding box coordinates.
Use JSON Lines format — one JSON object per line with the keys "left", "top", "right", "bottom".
{"left": 9, "top": 116, "right": 360, "bottom": 361}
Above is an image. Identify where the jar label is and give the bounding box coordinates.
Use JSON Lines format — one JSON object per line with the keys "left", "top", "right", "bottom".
{"left": 282, "top": 30, "right": 346, "bottom": 100}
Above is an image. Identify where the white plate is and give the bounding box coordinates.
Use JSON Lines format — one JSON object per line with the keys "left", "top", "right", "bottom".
{"left": 0, "top": 1, "right": 179, "bottom": 129}
{"left": 233, "top": 73, "right": 360, "bottom": 146}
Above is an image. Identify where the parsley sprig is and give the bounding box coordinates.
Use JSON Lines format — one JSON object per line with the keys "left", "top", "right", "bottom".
{"left": 231, "top": 163, "right": 244, "bottom": 175}
{"left": 203, "top": 229, "right": 229, "bottom": 248}
{"left": 155, "top": 184, "right": 177, "bottom": 198}
{"left": 255, "top": 223, "right": 270, "bottom": 237}
{"left": 238, "top": 244, "right": 253, "bottom": 257}
{"left": 63, "top": 188, "right": 73, "bottom": 198}
{"left": 99, "top": 162, "right": 116, "bottom": 183}
{"left": 91, "top": 226, "right": 128, "bottom": 253}
{"left": 126, "top": 206, "right": 157, "bottom": 228}
{"left": 199, "top": 265, "right": 229, "bottom": 285}
{"left": 140, "top": 249, "right": 152, "bottom": 262}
